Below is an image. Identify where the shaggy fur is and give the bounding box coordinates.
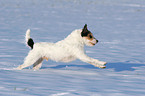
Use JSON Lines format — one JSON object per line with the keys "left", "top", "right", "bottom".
{"left": 16, "top": 24, "right": 107, "bottom": 70}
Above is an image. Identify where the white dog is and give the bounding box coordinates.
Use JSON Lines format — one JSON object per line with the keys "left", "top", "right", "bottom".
{"left": 16, "top": 24, "right": 107, "bottom": 70}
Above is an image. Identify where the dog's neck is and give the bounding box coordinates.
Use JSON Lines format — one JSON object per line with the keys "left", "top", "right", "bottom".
{"left": 57, "top": 29, "right": 85, "bottom": 47}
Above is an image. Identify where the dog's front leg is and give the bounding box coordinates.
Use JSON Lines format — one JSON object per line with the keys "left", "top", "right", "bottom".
{"left": 88, "top": 58, "right": 107, "bottom": 69}
{"left": 76, "top": 53, "right": 107, "bottom": 69}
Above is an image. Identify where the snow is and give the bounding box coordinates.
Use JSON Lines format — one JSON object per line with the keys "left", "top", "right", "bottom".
{"left": 0, "top": 0, "right": 145, "bottom": 96}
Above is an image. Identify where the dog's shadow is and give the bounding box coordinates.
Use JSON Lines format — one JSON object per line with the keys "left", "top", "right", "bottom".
{"left": 43, "top": 62, "right": 144, "bottom": 72}
{"left": 106, "top": 62, "right": 144, "bottom": 72}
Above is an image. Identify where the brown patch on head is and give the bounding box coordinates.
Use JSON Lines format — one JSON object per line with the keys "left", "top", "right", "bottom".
{"left": 83, "top": 33, "right": 94, "bottom": 40}
{"left": 81, "top": 24, "right": 91, "bottom": 37}
{"left": 81, "top": 24, "right": 96, "bottom": 40}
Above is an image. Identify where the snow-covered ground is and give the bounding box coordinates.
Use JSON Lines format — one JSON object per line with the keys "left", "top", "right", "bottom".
{"left": 0, "top": 0, "right": 145, "bottom": 96}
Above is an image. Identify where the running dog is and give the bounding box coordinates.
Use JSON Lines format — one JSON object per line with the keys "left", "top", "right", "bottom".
{"left": 16, "top": 24, "right": 107, "bottom": 70}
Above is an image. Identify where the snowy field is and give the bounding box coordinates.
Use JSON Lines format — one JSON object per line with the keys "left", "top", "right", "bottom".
{"left": 0, "top": 0, "right": 145, "bottom": 96}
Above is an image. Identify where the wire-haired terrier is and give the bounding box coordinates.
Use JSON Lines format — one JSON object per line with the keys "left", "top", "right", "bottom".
{"left": 16, "top": 24, "right": 107, "bottom": 70}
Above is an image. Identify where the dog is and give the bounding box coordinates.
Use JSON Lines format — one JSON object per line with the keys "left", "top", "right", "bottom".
{"left": 16, "top": 24, "right": 107, "bottom": 70}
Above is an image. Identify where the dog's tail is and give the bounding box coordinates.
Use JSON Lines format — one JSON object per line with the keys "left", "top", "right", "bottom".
{"left": 25, "top": 29, "right": 34, "bottom": 49}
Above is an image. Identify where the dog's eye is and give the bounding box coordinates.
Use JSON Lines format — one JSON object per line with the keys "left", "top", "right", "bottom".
{"left": 89, "top": 35, "right": 92, "bottom": 38}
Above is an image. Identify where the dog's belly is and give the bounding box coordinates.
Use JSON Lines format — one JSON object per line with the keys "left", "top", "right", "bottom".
{"left": 48, "top": 53, "right": 76, "bottom": 62}
{"left": 60, "top": 56, "right": 76, "bottom": 62}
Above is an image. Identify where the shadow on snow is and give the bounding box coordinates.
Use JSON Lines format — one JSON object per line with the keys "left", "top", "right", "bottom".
{"left": 106, "top": 62, "right": 144, "bottom": 72}
{"left": 43, "top": 62, "right": 144, "bottom": 72}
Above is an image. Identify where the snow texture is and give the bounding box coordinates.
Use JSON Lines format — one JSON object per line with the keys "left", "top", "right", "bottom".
{"left": 0, "top": 0, "right": 145, "bottom": 96}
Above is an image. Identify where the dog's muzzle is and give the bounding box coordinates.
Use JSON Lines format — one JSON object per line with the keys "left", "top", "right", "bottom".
{"left": 90, "top": 39, "right": 98, "bottom": 46}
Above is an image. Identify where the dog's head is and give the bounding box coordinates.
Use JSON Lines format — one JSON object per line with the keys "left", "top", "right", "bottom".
{"left": 81, "top": 24, "right": 98, "bottom": 46}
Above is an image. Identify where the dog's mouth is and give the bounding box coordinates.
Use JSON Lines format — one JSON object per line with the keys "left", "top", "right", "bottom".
{"left": 90, "top": 39, "right": 98, "bottom": 46}
{"left": 89, "top": 42, "right": 97, "bottom": 46}
{"left": 90, "top": 42, "right": 96, "bottom": 45}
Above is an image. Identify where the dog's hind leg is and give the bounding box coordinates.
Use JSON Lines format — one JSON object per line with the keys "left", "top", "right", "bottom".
{"left": 33, "top": 58, "right": 43, "bottom": 70}
{"left": 16, "top": 50, "right": 41, "bottom": 70}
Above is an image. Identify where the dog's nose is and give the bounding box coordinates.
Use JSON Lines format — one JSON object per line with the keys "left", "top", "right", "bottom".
{"left": 96, "top": 40, "right": 99, "bottom": 43}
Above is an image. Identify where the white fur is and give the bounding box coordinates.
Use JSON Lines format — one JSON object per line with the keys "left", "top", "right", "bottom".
{"left": 25, "top": 29, "right": 31, "bottom": 43}
{"left": 16, "top": 29, "right": 107, "bottom": 70}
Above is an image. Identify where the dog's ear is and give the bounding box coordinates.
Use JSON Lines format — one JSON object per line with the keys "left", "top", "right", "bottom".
{"left": 83, "top": 24, "right": 88, "bottom": 32}
{"left": 81, "top": 24, "right": 89, "bottom": 37}
{"left": 83, "top": 24, "right": 88, "bottom": 30}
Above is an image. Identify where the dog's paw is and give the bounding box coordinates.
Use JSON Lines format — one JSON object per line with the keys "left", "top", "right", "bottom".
{"left": 93, "top": 62, "right": 107, "bottom": 69}
{"left": 93, "top": 64, "right": 106, "bottom": 69}
{"left": 15, "top": 66, "right": 23, "bottom": 70}
{"left": 99, "top": 61, "right": 107, "bottom": 65}
{"left": 99, "top": 62, "right": 107, "bottom": 69}
{"left": 99, "top": 65, "right": 106, "bottom": 69}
